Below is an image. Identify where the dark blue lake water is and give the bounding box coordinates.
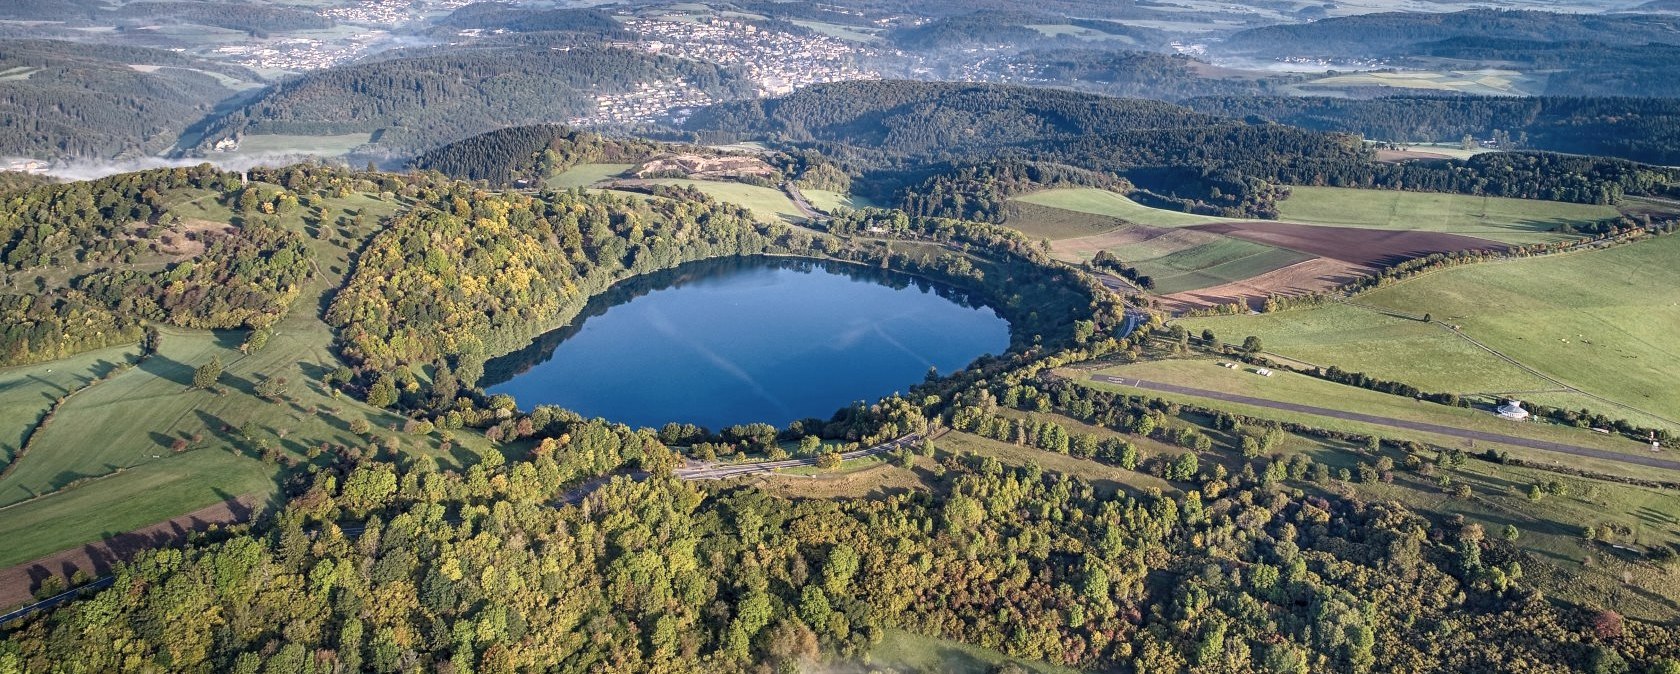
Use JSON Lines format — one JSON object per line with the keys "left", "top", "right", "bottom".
{"left": 482, "top": 256, "right": 1011, "bottom": 431}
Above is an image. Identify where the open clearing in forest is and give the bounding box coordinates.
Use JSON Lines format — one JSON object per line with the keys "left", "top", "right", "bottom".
{"left": 802, "top": 189, "right": 881, "bottom": 214}
{"left": 642, "top": 179, "right": 808, "bottom": 224}
{"left": 1181, "top": 234, "right": 1680, "bottom": 426}
{"left": 871, "top": 629, "right": 1079, "bottom": 674}
{"left": 1276, "top": 187, "right": 1618, "bottom": 245}
{"left": 547, "top": 163, "right": 634, "bottom": 189}
{"left": 1291, "top": 69, "right": 1538, "bottom": 97}
{"left": 1012, "top": 188, "right": 1237, "bottom": 227}
{"left": 219, "top": 133, "right": 372, "bottom": 159}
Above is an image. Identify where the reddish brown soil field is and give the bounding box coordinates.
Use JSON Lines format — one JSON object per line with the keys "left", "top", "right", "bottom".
{"left": 1160, "top": 257, "right": 1373, "bottom": 312}
{"left": 1188, "top": 221, "right": 1508, "bottom": 268}
{"left": 0, "top": 495, "right": 257, "bottom": 610}
{"left": 1376, "top": 149, "right": 1454, "bottom": 162}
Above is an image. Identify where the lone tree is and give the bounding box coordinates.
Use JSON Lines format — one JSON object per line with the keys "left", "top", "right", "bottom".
{"left": 1242, "top": 335, "right": 1263, "bottom": 353}
{"left": 192, "top": 356, "right": 223, "bottom": 390}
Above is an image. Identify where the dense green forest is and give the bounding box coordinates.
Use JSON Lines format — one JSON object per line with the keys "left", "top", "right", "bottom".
{"left": 106, "top": 1, "right": 333, "bottom": 36}
{"left": 1007, "top": 50, "right": 1293, "bottom": 101}
{"left": 0, "top": 165, "right": 311, "bottom": 365}
{"left": 1220, "top": 9, "right": 1680, "bottom": 58}
{"left": 5, "top": 359, "right": 1679, "bottom": 672}
{"left": 1187, "top": 96, "right": 1680, "bottom": 165}
{"left": 684, "top": 81, "right": 1677, "bottom": 217}
{"left": 409, "top": 125, "right": 659, "bottom": 186}
{"left": 197, "top": 46, "right": 753, "bottom": 157}
{"left": 0, "top": 40, "right": 254, "bottom": 160}
{"left": 426, "top": 6, "right": 630, "bottom": 39}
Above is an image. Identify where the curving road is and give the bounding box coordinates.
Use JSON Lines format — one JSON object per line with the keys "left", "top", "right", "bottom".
{"left": 1093, "top": 375, "right": 1680, "bottom": 471}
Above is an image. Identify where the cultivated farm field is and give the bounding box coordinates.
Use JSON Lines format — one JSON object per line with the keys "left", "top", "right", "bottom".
{"left": 1001, "top": 201, "right": 1126, "bottom": 241}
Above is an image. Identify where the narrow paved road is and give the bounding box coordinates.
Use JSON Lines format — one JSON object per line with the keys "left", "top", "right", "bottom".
{"left": 1092, "top": 375, "right": 1680, "bottom": 471}
{"left": 781, "top": 182, "right": 826, "bottom": 221}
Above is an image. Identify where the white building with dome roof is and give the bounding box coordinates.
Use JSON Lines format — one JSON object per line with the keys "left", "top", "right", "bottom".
{"left": 1497, "top": 400, "right": 1530, "bottom": 421}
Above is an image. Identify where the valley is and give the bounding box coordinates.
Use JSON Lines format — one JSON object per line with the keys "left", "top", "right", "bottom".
{"left": 2, "top": 1, "right": 1680, "bottom": 672}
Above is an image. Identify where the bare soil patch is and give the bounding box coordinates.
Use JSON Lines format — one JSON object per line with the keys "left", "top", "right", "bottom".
{"left": 636, "top": 153, "right": 775, "bottom": 180}
{"left": 1376, "top": 148, "right": 1453, "bottom": 162}
{"left": 1161, "top": 257, "right": 1372, "bottom": 312}
{"left": 0, "top": 495, "right": 257, "bottom": 610}
{"left": 1188, "top": 221, "right": 1507, "bottom": 268}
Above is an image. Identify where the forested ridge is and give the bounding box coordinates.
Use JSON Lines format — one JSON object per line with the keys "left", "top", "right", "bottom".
{"left": 1220, "top": 9, "right": 1680, "bottom": 58}
{"left": 0, "top": 40, "right": 254, "bottom": 160}
{"left": 685, "top": 81, "right": 1678, "bottom": 218}
{"left": 410, "top": 125, "right": 659, "bottom": 186}
{"left": 197, "top": 46, "right": 753, "bottom": 157}
{"left": 1006, "top": 49, "right": 1292, "bottom": 101}
{"left": 1187, "top": 95, "right": 1680, "bottom": 165}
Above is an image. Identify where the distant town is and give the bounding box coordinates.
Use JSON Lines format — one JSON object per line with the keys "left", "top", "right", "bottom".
{"left": 564, "top": 17, "right": 884, "bottom": 127}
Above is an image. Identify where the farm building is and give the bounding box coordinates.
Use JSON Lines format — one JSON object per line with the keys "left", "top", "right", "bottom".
{"left": 1497, "top": 401, "right": 1530, "bottom": 421}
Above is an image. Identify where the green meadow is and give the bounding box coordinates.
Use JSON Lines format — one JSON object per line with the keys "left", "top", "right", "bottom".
{"left": 1012, "top": 188, "right": 1236, "bottom": 227}
{"left": 1276, "top": 186, "right": 1620, "bottom": 244}
{"left": 1185, "top": 234, "right": 1680, "bottom": 426}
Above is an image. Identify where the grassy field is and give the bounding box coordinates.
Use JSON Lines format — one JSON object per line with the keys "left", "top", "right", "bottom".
{"left": 1293, "top": 69, "right": 1539, "bottom": 97}
{"left": 803, "top": 189, "right": 880, "bottom": 214}
{"left": 1183, "top": 234, "right": 1680, "bottom": 426}
{"left": 547, "top": 163, "right": 635, "bottom": 189}
{"left": 1072, "top": 358, "right": 1678, "bottom": 481}
{"left": 644, "top": 179, "right": 807, "bottom": 224}
{"left": 0, "top": 344, "right": 142, "bottom": 469}
{"left": 1360, "top": 234, "right": 1680, "bottom": 424}
{"left": 1277, "top": 186, "right": 1619, "bottom": 244}
{"left": 1180, "top": 302, "right": 1555, "bottom": 395}
{"left": 221, "top": 133, "right": 372, "bottom": 159}
{"left": 790, "top": 19, "right": 881, "bottom": 42}
{"left": 1013, "top": 188, "right": 1235, "bottom": 227}
{"left": 1000, "top": 201, "right": 1125, "bottom": 241}
{"left": 0, "top": 450, "right": 282, "bottom": 568}
{"left": 867, "top": 629, "right": 1080, "bottom": 674}
{"left": 0, "top": 187, "right": 500, "bottom": 566}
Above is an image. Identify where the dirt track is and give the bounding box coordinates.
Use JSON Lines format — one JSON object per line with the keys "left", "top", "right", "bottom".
{"left": 1189, "top": 221, "right": 1508, "bottom": 268}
